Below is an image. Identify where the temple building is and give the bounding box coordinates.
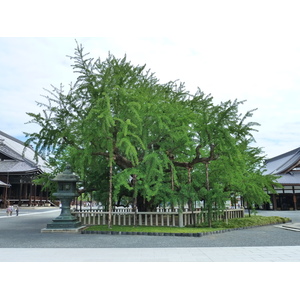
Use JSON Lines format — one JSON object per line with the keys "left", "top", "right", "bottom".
{"left": 265, "top": 147, "right": 300, "bottom": 210}
{"left": 0, "top": 130, "right": 51, "bottom": 208}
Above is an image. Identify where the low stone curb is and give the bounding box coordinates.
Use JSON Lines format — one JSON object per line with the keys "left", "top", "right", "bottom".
{"left": 81, "top": 221, "right": 289, "bottom": 237}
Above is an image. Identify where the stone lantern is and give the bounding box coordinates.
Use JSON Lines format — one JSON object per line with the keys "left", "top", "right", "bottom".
{"left": 42, "top": 165, "right": 83, "bottom": 232}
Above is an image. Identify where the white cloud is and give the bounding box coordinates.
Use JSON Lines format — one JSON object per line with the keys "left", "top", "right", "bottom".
{"left": 1, "top": 1, "right": 300, "bottom": 158}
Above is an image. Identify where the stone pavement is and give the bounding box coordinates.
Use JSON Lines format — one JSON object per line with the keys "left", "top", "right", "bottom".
{"left": 1, "top": 208, "right": 300, "bottom": 261}
{"left": 278, "top": 223, "right": 300, "bottom": 231}
{"left": 2, "top": 245, "right": 300, "bottom": 262}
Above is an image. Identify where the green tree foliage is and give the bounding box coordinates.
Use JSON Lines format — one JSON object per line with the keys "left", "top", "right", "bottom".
{"left": 25, "top": 42, "right": 279, "bottom": 225}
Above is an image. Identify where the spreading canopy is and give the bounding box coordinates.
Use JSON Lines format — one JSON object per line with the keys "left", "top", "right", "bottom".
{"left": 25, "top": 42, "right": 278, "bottom": 212}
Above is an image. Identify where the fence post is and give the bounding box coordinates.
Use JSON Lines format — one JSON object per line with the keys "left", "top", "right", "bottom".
{"left": 178, "top": 211, "right": 184, "bottom": 227}
{"left": 73, "top": 208, "right": 244, "bottom": 227}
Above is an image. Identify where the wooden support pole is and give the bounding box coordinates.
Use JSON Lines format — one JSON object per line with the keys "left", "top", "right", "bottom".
{"left": 271, "top": 194, "right": 277, "bottom": 210}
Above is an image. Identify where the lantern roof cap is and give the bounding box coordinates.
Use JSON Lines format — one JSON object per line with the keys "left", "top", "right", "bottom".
{"left": 52, "top": 165, "right": 80, "bottom": 182}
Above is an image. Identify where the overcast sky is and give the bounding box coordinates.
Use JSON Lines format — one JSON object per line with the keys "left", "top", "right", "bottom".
{"left": 1, "top": 0, "right": 300, "bottom": 159}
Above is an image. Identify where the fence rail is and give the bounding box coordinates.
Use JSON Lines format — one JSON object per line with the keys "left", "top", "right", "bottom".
{"left": 72, "top": 209, "right": 244, "bottom": 227}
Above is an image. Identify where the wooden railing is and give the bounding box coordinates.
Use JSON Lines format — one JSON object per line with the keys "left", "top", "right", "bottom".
{"left": 3, "top": 198, "right": 58, "bottom": 207}
{"left": 72, "top": 208, "right": 245, "bottom": 227}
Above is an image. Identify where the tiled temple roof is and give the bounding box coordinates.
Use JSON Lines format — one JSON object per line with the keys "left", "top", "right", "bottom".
{"left": 265, "top": 147, "right": 300, "bottom": 186}
{"left": 0, "top": 130, "right": 50, "bottom": 174}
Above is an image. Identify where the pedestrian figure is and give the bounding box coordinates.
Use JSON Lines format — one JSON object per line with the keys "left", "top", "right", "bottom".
{"left": 6, "top": 206, "right": 10, "bottom": 216}
{"left": 9, "top": 206, "right": 13, "bottom": 216}
{"left": 15, "top": 206, "right": 19, "bottom": 216}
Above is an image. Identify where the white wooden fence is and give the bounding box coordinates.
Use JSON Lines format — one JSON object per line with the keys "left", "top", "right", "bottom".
{"left": 72, "top": 208, "right": 244, "bottom": 227}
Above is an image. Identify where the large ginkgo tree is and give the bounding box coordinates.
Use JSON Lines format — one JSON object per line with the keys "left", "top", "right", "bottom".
{"left": 25, "top": 42, "right": 279, "bottom": 227}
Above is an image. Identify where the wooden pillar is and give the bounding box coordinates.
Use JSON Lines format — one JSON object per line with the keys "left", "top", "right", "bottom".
{"left": 6, "top": 174, "right": 10, "bottom": 205}
{"left": 24, "top": 183, "right": 28, "bottom": 200}
{"left": 19, "top": 180, "right": 23, "bottom": 205}
{"left": 293, "top": 194, "right": 297, "bottom": 210}
{"left": 29, "top": 183, "right": 33, "bottom": 206}
{"left": 4, "top": 186, "right": 8, "bottom": 207}
{"left": 40, "top": 187, "right": 43, "bottom": 206}
{"left": 34, "top": 184, "right": 37, "bottom": 206}
{"left": 272, "top": 194, "right": 277, "bottom": 210}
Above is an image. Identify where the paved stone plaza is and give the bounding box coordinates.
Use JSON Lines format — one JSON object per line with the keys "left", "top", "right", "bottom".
{"left": 1, "top": 207, "right": 300, "bottom": 261}
{"left": 2, "top": 245, "right": 300, "bottom": 262}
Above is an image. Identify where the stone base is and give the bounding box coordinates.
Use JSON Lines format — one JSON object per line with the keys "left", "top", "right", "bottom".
{"left": 42, "top": 219, "right": 84, "bottom": 233}
{"left": 41, "top": 226, "right": 87, "bottom": 233}
{"left": 45, "top": 220, "right": 82, "bottom": 229}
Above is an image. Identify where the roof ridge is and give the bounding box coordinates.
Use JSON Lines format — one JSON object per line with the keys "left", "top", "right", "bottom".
{"left": 0, "top": 143, "right": 24, "bottom": 161}
{"left": 0, "top": 131, "right": 50, "bottom": 173}
{"left": 0, "top": 130, "right": 39, "bottom": 165}
{"left": 266, "top": 147, "right": 300, "bottom": 162}
{"left": 0, "top": 130, "right": 25, "bottom": 147}
{"left": 272, "top": 149, "right": 300, "bottom": 174}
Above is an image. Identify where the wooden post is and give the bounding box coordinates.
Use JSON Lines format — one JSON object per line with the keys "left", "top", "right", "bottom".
{"left": 34, "top": 184, "right": 37, "bottom": 206}
{"left": 178, "top": 211, "right": 183, "bottom": 227}
{"left": 19, "top": 180, "right": 22, "bottom": 205}
{"left": 3, "top": 174, "right": 9, "bottom": 208}
{"left": 24, "top": 183, "right": 28, "bottom": 206}
{"left": 272, "top": 194, "right": 277, "bottom": 210}
{"left": 40, "top": 186, "right": 43, "bottom": 206}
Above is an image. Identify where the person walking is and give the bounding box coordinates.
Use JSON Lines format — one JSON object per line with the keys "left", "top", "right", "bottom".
{"left": 15, "top": 205, "right": 19, "bottom": 216}
{"left": 9, "top": 206, "right": 13, "bottom": 216}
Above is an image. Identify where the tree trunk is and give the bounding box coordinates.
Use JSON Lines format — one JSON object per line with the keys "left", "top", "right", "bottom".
{"left": 187, "top": 167, "right": 196, "bottom": 226}
{"left": 108, "top": 159, "right": 113, "bottom": 229}
{"left": 170, "top": 164, "right": 175, "bottom": 211}
{"left": 132, "top": 174, "right": 138, "bottom": 225}
{"left": 205, "top": 162, "right": 212, "bottom": 227}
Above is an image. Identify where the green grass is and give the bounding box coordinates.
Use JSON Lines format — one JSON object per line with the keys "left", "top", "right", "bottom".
{"left": 84, "top": 215, "right": 291, "bottom": 233}
{"left": 85, "top": 225, "right": 221, "bottom": 233}
{"left": 203, "top": 215, "right": 291, "bottom": 229}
